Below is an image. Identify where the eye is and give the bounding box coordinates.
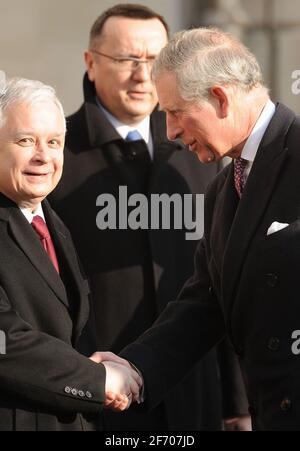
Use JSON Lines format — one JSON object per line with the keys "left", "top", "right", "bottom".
{"left": 48, "top": 139, "right": 62, "bottom": 147}
{"left": 18, "top": 137, "right": 35, "bottom": 146}
{"left": 168, "top": 111, "right": 179, "bottom": 118}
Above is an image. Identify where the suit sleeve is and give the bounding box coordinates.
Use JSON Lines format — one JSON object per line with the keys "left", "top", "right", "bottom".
{"left": 0, "top": 286, "right": 106, "bottom": 415}
{"left": 121, "top": 238, "right": 226, "bottom": 410}
{"left": 217, "top": 337, "right": 249, "bottom": 418}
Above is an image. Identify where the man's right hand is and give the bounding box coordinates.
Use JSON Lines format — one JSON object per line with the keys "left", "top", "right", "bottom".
{"left": 89, "top": 353, "right": 142, "bottom": 412}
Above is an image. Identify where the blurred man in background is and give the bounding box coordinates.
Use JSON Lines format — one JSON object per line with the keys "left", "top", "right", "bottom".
{"left": 50, "top": 4, "right": 248, "bottom": 430}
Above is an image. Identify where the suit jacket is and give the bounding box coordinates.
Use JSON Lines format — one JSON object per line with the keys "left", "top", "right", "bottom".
{"left": 0, "top": 194, "right": 105, "bottom": 431}
{"left": 50, "top": 75, "right": 248, "bottom": 430}
{"left": 121, "top": 103, "right": 300, "bottom": 431}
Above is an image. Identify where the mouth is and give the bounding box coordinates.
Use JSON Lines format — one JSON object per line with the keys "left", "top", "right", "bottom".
{"left": 128, "top": 91, "right": 150, "bottom": 99}
{"left": 23, "top": 172, "right": 52, "bottom": 180}
{"left": 24, "top": 171, "right": 50, "bottom": 175}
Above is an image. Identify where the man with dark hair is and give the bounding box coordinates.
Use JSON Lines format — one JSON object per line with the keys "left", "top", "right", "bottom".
{"left": 50, "top": 5, "right": 248, "bottom": 431}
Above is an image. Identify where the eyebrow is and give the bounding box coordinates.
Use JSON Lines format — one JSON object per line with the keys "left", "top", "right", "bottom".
{"left": 159, "top": 106, "right": 181, "bottom": 113}
{"left": 14, "top": 130, "right": 65, "bottom": 137}
{"left": 120, "top": 52, "right": 158, "bottom": 59}
{"left": 14, "top": 131, "right": 35, "bottom": 137}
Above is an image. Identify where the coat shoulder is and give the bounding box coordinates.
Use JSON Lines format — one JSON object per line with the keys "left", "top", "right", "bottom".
{"left": 65, "top": 105, "right": 88, "bottom": 151}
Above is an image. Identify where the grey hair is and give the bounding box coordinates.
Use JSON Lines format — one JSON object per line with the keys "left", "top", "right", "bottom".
{"left": 0, "top": 77, "right": 66, "bottom": 130}
{"left": 152, "top": 27, "right": 267, "bottom": 102}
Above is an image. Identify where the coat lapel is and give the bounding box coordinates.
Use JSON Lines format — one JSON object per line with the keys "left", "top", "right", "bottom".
{"left": 5, "top": 200, "right": 68, "bottom": 306}
{"left": 222, "top": 104, "right": 295, "bottom": 314}
{"left": 210, "top": 163, "right": 239, "bottom": 273}
{"left": 43, "top": 201, "right": 90, "bottom": 337}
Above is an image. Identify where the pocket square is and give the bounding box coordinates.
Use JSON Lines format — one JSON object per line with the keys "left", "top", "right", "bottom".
{"left": 267, "top": 221, "right": 289, "bottom": 236}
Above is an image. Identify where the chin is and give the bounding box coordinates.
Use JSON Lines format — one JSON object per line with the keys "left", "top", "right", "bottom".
{"left": 27, "top": 189, "right": 51, "bottom": 200}
{"left": 128, "top": 101, "right": 154, "bottom": 113}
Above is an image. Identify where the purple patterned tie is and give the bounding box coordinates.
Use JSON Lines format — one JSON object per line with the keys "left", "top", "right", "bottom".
{"left": 234, "top": 157, "right": 248, "bottom": 198}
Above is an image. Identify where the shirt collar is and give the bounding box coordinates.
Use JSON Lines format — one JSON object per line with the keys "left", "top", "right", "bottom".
{"left": 241, "top": 99, "right": 276, "bottom": 162}
{"left": 96, "top": 97, "right": 151, "bottom": 144}
{"left": 20, "top": 203, "right": 45, "bottom": 224}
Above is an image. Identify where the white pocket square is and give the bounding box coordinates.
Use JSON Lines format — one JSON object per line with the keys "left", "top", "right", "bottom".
{"left": 267, "top": 221, "right": 289, "bottom": 236}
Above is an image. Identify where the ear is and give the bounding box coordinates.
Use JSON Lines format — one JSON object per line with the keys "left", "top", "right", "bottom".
{"left": 84, "top": 51, "right": 96, "bottom": 82}
{"left": 210, "top": 86, "right": 229, "bottom": 118}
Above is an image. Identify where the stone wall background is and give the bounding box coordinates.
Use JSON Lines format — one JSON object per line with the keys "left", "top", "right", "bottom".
{"left": 0, "top": 0, "right": 299, "bottom": 114}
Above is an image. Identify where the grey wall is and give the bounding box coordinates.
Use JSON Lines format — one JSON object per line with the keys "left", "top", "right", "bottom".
{"left": 1, "top": 0, "right": 300, "bottom": 114}
{"left": 0, "top": 0, "right": 188, "bottom": 115}
{"left": 189, "top": 0, "right": 300, "bottom": 113}
{"left": 244, "top": 0, "right": 300, "bottom": 113}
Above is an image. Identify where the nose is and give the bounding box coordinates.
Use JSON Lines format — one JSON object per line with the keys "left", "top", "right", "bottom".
{"left": 166, "top": 113, "right": 183, "bottom": 141}
{"left": 32, "top": 142, "right": 52, "bottom": 164}
{"left": 132, "top": 62, "right": 152, "bottom": 82}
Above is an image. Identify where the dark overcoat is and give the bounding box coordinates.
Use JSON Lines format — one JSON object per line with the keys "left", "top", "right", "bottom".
{"left": 0, "top": 195, "right": 105, "bottom": 431}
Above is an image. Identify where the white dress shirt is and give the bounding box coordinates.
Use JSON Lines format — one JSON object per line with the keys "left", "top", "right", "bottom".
{"left": 20, "top": 204, "right": 45, "bottom": 224}
{"left": 96, "top": 98, "right": 154, "bottom": 160}
{"left": 241, "top": 99, "right": 276, "bottom": 181}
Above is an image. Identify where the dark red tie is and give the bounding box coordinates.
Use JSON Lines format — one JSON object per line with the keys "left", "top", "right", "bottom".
{"left": 31, "top": 215, "right": 60, "bottom": 273}
{"left": 234, "top": 157, "right": 248, "bottom": 198}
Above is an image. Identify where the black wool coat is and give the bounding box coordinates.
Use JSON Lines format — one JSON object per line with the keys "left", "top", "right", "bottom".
{"left": 121, "top": 103, "right": 300, "bottom": 431}
{"left": 0, "top": 195, "right": 105, "bottom": 431}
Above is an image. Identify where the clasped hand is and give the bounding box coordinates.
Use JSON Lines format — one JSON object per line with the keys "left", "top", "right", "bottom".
{"left": 89, "top": 352, "right": 142, "bottom": 412}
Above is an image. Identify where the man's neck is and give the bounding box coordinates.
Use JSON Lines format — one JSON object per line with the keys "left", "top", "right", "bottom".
{"left": 232, "top": 91, "right": 270, "bottom": 158}
{"left": 96, "top": 96, "right": 150, "bottom": 127}
{"left": 20, "top": 203, "right": 45, "bottom": 224}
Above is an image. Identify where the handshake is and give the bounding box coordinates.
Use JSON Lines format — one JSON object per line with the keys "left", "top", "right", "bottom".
{"left": 89, "top": 352, "right": 143, "bottom": 412}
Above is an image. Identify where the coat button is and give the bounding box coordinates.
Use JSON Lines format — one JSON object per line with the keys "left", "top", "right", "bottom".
{"left": 78, "top": 391, "right": 85, "bottom": 398}
{"left": 266, "top": 273, "right": 278, "bottom": 288}
{"left": 280, "top": 398, "right": 292, "bottom": 412}
{"left": 71, "top": 388, "right": 78, "bottom": 396}
{"left": 86, "top": 391, "right": 93, "bottom": 399}
{"left": 267, "top": 337, "right": 280, "bottom": 352}
{"left": 64, "top": 386, "right": 72, "bottom": 394}
{"left": 128, "top": 151, "right": 137, "bottom": 161}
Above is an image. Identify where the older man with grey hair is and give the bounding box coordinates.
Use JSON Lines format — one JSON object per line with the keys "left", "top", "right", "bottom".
{"left": 96, "top": 27, "right": 300, "bottom": 431}
{"left": 0, "top": 76, "right": 141, "bottom": 431}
